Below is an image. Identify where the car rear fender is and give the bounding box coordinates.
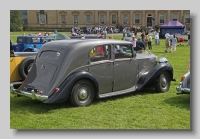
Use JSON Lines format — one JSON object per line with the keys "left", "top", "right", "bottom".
{"left": 44, "top": 71, "right": 99, "bottom": 103}
{"left": 136, "top": 63, "right": 174, "bottom": 90}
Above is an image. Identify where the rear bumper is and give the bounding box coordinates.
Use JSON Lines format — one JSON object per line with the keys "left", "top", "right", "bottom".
{"left": 176, "top": 83, "right": 190, "bottom": 95}
{"left": 10, "top": 82, "right": 48, "bottom": 101}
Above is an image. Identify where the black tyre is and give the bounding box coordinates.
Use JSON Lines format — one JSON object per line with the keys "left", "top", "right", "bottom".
{"left": 70, "top": 80, "right": 95, "bottom": 107}
{"left": 155, "top": 72, "right": 171, "bottom": 93}
{"left": 18, "top": 58, "right": 35, "bottom": 80}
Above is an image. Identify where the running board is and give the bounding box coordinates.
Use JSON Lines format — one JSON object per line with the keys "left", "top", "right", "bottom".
{"left": 99, "top": 86, "right": 136, "bottom": 98}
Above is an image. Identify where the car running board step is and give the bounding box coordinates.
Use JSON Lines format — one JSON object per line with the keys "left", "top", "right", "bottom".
{"left": 99, "top": 86, "right": 136, "bottom": 98}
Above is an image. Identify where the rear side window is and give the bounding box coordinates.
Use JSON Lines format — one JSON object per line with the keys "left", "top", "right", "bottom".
{"left": 90, "top": 45, "right": 111, "bottom": 62}
{"left": 40, "top": 51, "right": 60, "bottom": 60}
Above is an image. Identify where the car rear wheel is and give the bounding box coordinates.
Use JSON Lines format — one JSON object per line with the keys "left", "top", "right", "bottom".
{"left": 155, "top": 72, "right": 170, "bottom": 93}
{"left": 18, "top": 57, "right": 35, "bottom": 80}
{"left": 70, "top": 80, "right": 95, "bottom": 107}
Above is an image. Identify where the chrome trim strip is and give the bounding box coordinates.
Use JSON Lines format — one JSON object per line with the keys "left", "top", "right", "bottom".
{"left": 99, "top": 86, "right": 136, "bottom": 98}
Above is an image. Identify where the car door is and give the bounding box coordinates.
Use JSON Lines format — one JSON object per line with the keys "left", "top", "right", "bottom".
{"left": 88, "top": 44, "right": 114, "bottom": 94}
{"left": 113, "top": 44, "right": 138, "bottom": 91}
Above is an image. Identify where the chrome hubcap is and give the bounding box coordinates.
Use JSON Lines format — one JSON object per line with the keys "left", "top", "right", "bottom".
{"left": 79, "top": 88, "right": 88, "bottom": 100}
{"left": 161, "top": 76, "right": 167, "bottom": 88}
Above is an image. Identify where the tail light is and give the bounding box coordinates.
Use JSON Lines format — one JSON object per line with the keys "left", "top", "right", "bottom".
{"left": 22, "top": 81, "right": 24, "bottom": 84}
{"left": 38, "top": 91, "right": 43, "bottom": 95}
{"left": 54, "top": 88, "right": 59, "bottom": 93}
{"left": 181, "top": 76, "right": 185, "bottom": 82}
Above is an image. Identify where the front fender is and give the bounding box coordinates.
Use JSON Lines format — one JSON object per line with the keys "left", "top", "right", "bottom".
{"left": 44, "top": 71, "right": 99, "bottom": 103}
{"left": 136, "top": 63, "right": 174, "bottom": 90}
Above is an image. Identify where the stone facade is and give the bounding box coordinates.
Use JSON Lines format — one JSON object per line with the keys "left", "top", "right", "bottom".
{"left": 26, "top": 10, "right": 190, "bottom": 31}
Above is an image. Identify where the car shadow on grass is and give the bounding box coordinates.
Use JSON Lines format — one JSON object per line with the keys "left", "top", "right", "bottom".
{"left": 10, "top": 94, "right": 71, "bottom": 113}
{"left": 10, "top": 88, "right": 158, "bottom": 113}
{"left": 92, "top": 88, "right": 160, "bottom": 105}
{"left": 163, "top": 94, "right": 190, "bottom": 110}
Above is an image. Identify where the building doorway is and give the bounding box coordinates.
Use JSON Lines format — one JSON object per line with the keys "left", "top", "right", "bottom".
{"left": 147, "top": 14, "right": 152, "bottom": 27}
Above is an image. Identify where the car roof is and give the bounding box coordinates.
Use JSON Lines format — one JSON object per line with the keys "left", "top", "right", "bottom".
{"left": 40, "top": 39, "right": 132, "bottom": 51}
{"left": 17, "top": 35, "right": 46, "bottom": 38}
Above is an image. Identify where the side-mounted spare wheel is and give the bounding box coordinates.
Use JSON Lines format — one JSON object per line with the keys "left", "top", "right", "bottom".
{"left": 18, "top": 57, "right": 35, "bottom": 80}
{"left": 70, "top": 79, "right": 95, "bottom": 107}
{"left": 155, "top": 72, "right": 171, "bottom": 93}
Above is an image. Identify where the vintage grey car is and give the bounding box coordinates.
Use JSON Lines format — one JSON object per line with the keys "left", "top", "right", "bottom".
{"left": 176, "top": 72, "right": 190, "bottom": 94}
{"left": 10, "top": 39, "right": 175, "bottom": 107}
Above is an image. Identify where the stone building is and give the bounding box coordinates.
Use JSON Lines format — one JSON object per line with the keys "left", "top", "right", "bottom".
{"left": 25, "top": 10, "right": 190, "bottom": 31}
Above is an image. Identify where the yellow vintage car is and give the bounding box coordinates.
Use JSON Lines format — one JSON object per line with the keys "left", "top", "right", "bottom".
{"left": 10, "top": 52, "right": 37, "bottom": 82}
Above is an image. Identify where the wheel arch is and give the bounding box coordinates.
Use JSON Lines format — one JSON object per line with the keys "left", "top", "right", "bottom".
{"left": 44, "top": 71, "right": 99, "bottom": 104}
{"left": 136, "top": 63, "right": 174, "bottom": 90}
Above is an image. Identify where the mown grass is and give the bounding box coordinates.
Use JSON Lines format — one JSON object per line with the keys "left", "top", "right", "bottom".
{"left": 10, "top": 33, "right": 190, "bottom": 129}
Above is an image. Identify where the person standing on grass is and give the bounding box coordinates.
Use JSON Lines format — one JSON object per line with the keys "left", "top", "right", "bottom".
{"left": 153, "top": 30, "right": 157, "bottom": 45}
{"left": 165, "top": 35, "right": 171, "bottom": 52}
{"left": 148, "top": 35, "right": 152, "bottom": 50}
{"left": 123, "top": 28, "right": 126, "bottom": 38}
{"left": 135, "top": 38, "right": 146, "bottom": 53}
{"left": 141, "top": 31, "right": 145, "bottom": 42}
{"left": 171, "top": 34, "right": 177, "bottom": 55}
{"left": 130, "top": 35, "right": 137, "bottom": 48}
{"left": 154, "top": 33, "right": 159, "bottom": 46}
{"left": 144, "top": 35, "right": 149, "bottom": 50}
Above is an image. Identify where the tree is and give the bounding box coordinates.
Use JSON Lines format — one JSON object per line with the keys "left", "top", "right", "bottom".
{"left": 10, "top": 10, "right": 24, "bottom": 31}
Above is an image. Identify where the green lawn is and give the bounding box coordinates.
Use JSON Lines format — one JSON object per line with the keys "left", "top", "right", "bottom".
{"left": 10, "top": 34, "right": 190, "bottom": 129}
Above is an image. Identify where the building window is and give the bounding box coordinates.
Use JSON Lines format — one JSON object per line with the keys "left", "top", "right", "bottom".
{"left": 160, "top": 14, "right": 164, "bottom": 23}
{"left": 39, "top": 10, "right": 46, "bottom": 24}
{"left": 112, "top": 15, "right": 116, "bottom": 24}
{"left": 135, "top": 14, "right": 140, "bottom": 24}
{"left": 100, "top": 15, "right": 104, "bottom": 24}
{"left": 123, "top": 14, "right": 128, "bottom": 24}
{"left": 74, "top": 15, "right": 78, "bottom": 24}
{"left": 172, "top": 13, "right": 178, "bottom": 21}
{"left": 86, "top": 15, "right": 90, "bottom": 24}
{"left": 61, "top": 15, "right": 66, "bottom": 23}
{"left": 185, "top": 13, "right": 190, "bottom": 23}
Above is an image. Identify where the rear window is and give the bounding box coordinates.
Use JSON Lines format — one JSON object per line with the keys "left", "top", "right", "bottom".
{"left": 39, "top": 51, "right": 60, "bottom": 60}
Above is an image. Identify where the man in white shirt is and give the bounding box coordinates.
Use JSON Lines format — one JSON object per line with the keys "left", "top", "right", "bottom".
{"left": 165, "top": 32, "right": 170, "bottom": 38}
{"left": 130, "top": 35, "right": 137, "bottom": 48}
{"left": 155, "top": 33, "right": 159, "bottom": 45}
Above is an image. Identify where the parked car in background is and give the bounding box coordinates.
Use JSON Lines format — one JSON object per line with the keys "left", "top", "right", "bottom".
{"left": 44, "top": 34, "right": 70, "bottom": 42}
{"left": 176, "top": 71, "right": 190, "bottom": 94}
{"left": 123, "top": 37, "right": 132, "bottom": 41}
{"left": 11, "top": 39, "right": 175, "bottom": 107}
{"left": 176, "top": 32, "right": 189, "bottom": 41}
{"left": 12, "top": 35, "right": 46, "bottom": 52}
{"left": 110, "top": 26, "right": 120, "bottom": 33}
{"left": 71, "top": 35, "right": 105, "bottom": 39}
{"left": 10, "top": 52, "right": 37, "bottom": 83}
